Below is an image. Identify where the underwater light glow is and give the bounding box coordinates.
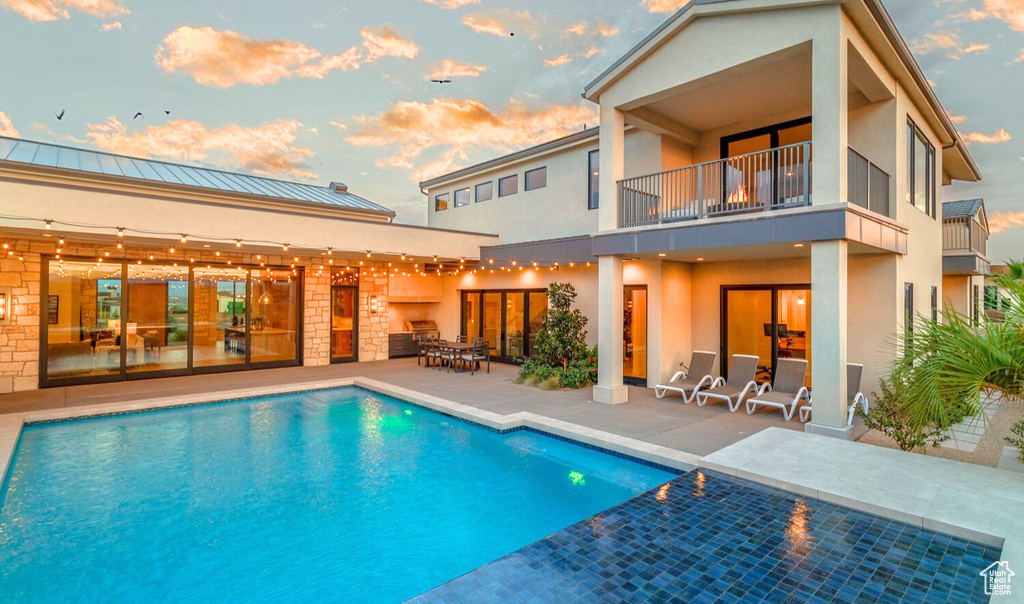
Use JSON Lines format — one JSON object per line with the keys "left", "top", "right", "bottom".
{"left": 569, "top": 471, "right": 586, "bottom": 486}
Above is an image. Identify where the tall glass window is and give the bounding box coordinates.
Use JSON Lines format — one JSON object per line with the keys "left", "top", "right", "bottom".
{"left": 588, "top": 150, "right": 600, "bottom": 209}
{"left": 250, "top": 268, "right": 299, "bottom": 364}
{"left": 907, "top": 120, "right": 935, "bottom": 218}
{"left": 45, "top": 260, "right": 122, "bottom": 380}
{"left": 126, "top": 264, "right": 189, "bottom": 373}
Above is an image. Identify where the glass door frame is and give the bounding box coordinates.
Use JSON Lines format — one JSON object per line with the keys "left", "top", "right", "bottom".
{"left": 459, "top": 288, "right": 546, "bottom": 362}
{"left": 40, "top": 255, "right": 304, "bottom": 388}
{"left": 720, "top": 283, "right": 810, "bottom": 384}
{"left": 329, "top": 283, "right": 359, "bottom": 364}
{"left": 623, "top": 285, "right": 648, "bottom": 386}
{"left": 719, "top": 116, "right": 812, "bottom": 207}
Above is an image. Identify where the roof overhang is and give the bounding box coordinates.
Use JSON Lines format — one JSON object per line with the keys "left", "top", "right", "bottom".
{"left": 583, "top": 0, "right": 980, "bottom": 183}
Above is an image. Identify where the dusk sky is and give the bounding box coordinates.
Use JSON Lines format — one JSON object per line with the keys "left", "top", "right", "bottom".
{"left": 0, "top": 0, "right": 1021, "bottom": 261}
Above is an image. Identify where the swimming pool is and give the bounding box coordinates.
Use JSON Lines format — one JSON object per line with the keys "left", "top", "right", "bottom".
{"left": 0, "top": 386, "right": 677, "bottom": 602}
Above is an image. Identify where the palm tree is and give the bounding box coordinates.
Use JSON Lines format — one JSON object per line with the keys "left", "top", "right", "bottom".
{"left": 894, "top": 276, "right": 1024, "bottom": 431}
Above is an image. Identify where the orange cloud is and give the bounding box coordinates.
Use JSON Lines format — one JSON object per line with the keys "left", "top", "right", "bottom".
{"left": 644, "top": 0, "right": 688, "bottom": 14}
{"left": 595, "top": 22, "right": 619, "bottom": 37}
{"left": 989, "top": 211, "right": 1024, "bottom": 234}
{"left": 85, "top": 117, "right": 316, "bottom": 180}
{"left": 100, "top": 20, "right": 120, "bottom": 30}
{"left": 0, "top": 111, "right": 18, "bottom": 137}
{"left": 427, "top": 59, "right": 487, "bottom": 79}
{"left": 963, "top": 128, "right": 1012, "bottom": 144}
{"left": 911, "top": 31, "right": 990, "bottom": 59}
{"left": 947, "top": 111, "right": 968, "bottom": 124}
{"left": 969, "top": 0, "right": 1024, "bottom": 31}
{"left": 1, "top": 0, "right": 126, "bottom": 22}
{"left": 360, "top": 27, "right": 419, "bottom": 62}
{"left": 462, "top": 14, "right": 507, "bottom": 36}
{"left": 417, "top": 0, "right": 478, "bottom": 7}
{"left": 156, "top": 26, "right": 360, "bottom": 88}
{"left": 413, "top": 149, "right": 468, "bottom": 181}
{"left": 566, "top": 21, "right": 618, "bottom": 37}
{"left": 345, "top": 97, "right": 596, "bottom": 178}
{"left": 544, "top": 54, "right": 572, "bottom": 68}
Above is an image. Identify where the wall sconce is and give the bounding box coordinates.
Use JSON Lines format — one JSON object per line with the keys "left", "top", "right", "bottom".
{"left": 0, "top": 288, "right": 9, "bottom": 325}
{"left": 369, "top": 295, "right": 380, "bottom": 314}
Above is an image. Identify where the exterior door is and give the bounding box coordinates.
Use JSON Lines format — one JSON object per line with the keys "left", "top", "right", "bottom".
{"left": 330, "top": 286, "right": 357, "bottom": 362}
{"left": 722, "top": 285, "right": 811, "bottom": 386}
{"left": 623, "top": 285, "right": 648, "bottom": 385}
{"left": 461, "top": 290, "right": 547, "bottom": 362}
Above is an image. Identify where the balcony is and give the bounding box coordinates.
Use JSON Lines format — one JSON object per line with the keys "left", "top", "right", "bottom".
{"left": 847, "top": 147, "right": 890, "bottom": 217}
{"left": 617, "top": 143, "right": 811, "bottom": 229}
{"left": 943, "top": 217, "right": 988, "bottom": 257}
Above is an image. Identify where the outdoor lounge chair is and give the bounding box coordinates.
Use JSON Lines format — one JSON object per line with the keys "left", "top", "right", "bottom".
{"left": 744, "top": 358, "right": 809, "bottom": 421}
{"left": 695, "top": 354, "right": 760, "bottom": 412}
{"left": 798, "top": 363, "right": 870, "bottom": 425}
{"left": 654, "top": 350, "right": 717, "bottom": 403}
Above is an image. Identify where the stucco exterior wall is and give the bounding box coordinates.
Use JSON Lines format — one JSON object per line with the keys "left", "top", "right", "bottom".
{"left": 424, "top": 129, "right": 664, "bottom": 245}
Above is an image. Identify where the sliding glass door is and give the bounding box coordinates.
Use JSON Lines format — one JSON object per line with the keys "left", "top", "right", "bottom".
{"left": 722, "top": 285, "right": 811, "bottom": 386}
{"left": 461, "top": 289, "right": 546, "bottom": 362}
{"left": 42, "top": 257, "right": 303, "bottom": 387}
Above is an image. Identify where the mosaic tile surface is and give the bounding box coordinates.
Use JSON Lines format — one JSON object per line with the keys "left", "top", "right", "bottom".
{"left": 410, "top": 471, "right": 999, "bottom": 604}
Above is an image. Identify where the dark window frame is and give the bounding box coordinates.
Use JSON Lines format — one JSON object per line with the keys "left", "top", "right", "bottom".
{"left": 524, "top": 167, "right": 547, "bottom": 191}
{"left": 454, "top": 188, "right": 470, "bottom": 208}
{"left": 434, "top": 192, "right": 450, "bottom": 212}
{"left": 904, "top": 282, "right": 914, "bottom": 355}
{"left": 475, "top": 181, "right": 493, "bottom": 203}
{"left": 459, "top": 288, "right": 547, "bottom": 361}
{"left": 907, "top": 119, "right": 936, "bottom": 219}
{"left": 588, "top": 149, "right": 600, "bottom": 210}
{"left": 498, "top": 175, "right": 518, "bottom": 197}
{"left": 930, "top": 286, "right": 938, "bottom": 322}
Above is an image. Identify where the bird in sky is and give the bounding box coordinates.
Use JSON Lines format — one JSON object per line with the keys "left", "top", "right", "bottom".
{"left": 133, "top": 112, "right": 144, "bottom": 120}
{"left": 430, "top": 79, "right": 451, "bottom": 84}
{"left": 510, "top": 32, "right": 515, "bottom": 37}
{"left": 164, "top": 110, "right": 170, "bottom": 115}
{"left": 55, "top": 109, "right": 65, "bottom": 120}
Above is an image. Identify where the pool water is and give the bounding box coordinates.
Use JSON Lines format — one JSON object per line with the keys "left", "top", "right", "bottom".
{"left": 0, "top": 387, "right": 677, "bottom": 603}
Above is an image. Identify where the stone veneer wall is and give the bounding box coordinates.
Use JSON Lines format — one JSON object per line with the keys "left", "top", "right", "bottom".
{"left": 0, "top": 249, "right": 41, "bottom": 394}
{"left": 303, "top": 270, "right": 331, "bottom": 366}
{"left": 358, "top": 265, "right": 389, "bottom": 362}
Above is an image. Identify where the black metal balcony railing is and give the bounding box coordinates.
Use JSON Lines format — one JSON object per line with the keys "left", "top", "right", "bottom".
{"left": 617, "top": 142, "right": 811, "bottom": 229}
{"left": 847, "top": 147, "right": 890, "bottom": 217}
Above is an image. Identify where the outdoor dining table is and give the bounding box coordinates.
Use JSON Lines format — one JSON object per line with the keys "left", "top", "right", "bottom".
{"left": 444, "top": 341, "right": 481, "bottom": 373}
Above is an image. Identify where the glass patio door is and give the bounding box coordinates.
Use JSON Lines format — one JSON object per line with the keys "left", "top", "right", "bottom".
{"left": 505, "top": 292, "right": 525, "bottom": 360}
{"left": 461, "top": 290, "right": 547, "bottom": 362}
{"left": 331, "top": 286, "right": 357, "bottom": 362}
{"left": 624, "top": 286, "right": 648, "bottom": 384}
{"left": 482, "top": 292, "right": 501, "bottom": 358}
{"left": 722, "top": 285, "right": 811, "bottom": 386}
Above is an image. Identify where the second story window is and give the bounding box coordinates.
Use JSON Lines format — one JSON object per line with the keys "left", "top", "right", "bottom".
{"left": 475, "top": 181, "right": 493, "bottom": 202}
{"left": 588, "top": 150, "right": 599, "bottom": 210}
{"left": 907, "top": 120, "right": 936, "bottom": 218}
{"left": 498, "top": 174, "right": 518, "bottom": 197}
{"left": 435, "top": 192, "right": 449, "bottom": 212}
{"left": 525, "top": 167, "right": 547, "bottom": 191}
{"left": 454, "top": 188, "right": 470, "bottom": 207}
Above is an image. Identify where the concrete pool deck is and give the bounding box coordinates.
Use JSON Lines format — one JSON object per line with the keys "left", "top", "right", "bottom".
{"left": 1, "top": 360, "right": 1020, "bottom": 601}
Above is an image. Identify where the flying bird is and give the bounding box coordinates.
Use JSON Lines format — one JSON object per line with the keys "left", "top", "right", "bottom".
{"left": 509, "top": 32, "right": 515, "bottom": 37}
{"left": 133, "top": 112, "right": 144, "bottom": 120}
{"left": 430, "top": 79, "right": 451, "bottom": 84}
{"left": 164, "top": 110, "right": 170, "bottom": 115}
{"left": 55, "top": 109, "right": 65, "bottom": 121}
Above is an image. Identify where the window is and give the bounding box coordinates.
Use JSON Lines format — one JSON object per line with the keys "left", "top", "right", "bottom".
{"left": 475, "top": 181, "right": 493, "bottom": 202}
{"left": 434, "top": 192, "right": 449, "bottom": 211}
{"left": 931, "top": 286, "right": 938, "bottom": 322}
{"left": 973, "top": 284, "right": 981, "bottom": 324}
{"left": 588, "top": 150, "right": 599, "bottom": 210}
{"left": 454, "top": 188, "right": 470, "bottom": 207}
{"left": 904, "top": 283, "right": 914, "bottom": 353}
{"left": 525, "top": 167, "right": 547, "bottom": 191}
{"left": 498, "top": 175, "right": 518, "bottom": 197}
{"left": 907, "top": 120, "right": 936, "bottom": 218}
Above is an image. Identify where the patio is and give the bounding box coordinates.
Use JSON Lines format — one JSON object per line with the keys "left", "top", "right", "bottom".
{"left": 0, "top": 359, "right": 868, "bottom": 458}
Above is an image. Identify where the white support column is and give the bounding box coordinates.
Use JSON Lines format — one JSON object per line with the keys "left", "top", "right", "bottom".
{"left": 593, "top": 254, "right": 628, "bottom": 405}
{"left": 811, "top": 25, "right": 849, "bottom": 205}
{"left": 598, "top": 104, "right": 625, "bottom": 232}
{"left": 808, "top": 239, "right": 850, "bottom": 438}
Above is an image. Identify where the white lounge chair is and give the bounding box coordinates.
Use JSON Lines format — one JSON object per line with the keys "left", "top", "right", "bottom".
{"left": 654, "top": 350, "right": 717, "bottom": 403}
{"left": 696, "top": 354, "right": 760, "bottom": 412}
{"left": 798, "top": 363, "right": 870, "bottom": 425}
{"left": 745, "top": 358, "right": 810, "bottom": 421}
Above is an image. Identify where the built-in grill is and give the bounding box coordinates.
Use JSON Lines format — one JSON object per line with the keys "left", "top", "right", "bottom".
{"left": 405, "top": 320, "right": 440, "bottom": 341}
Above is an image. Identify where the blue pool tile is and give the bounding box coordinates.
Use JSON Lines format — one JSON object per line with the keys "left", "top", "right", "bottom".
{"left": 410, "top": 471, "right": 999, "bottom": 603}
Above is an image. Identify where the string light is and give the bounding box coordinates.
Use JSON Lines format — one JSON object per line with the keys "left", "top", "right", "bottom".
{"left": 282, "top": 244, "right": 289, "bottom": 251}
{"left": 180, "top": 234, "right": 188, "bottom": 243}
{"left": 58, "top": 236, "right": 65, "bottom": 245}
{"left": 117, "top": 227, "right": 124, "bottom": 238}
{"left": 44, "top": 220, "right": 52, "bottom": 230}
{"left": 235, "top": 240, "right": 242, "bottom": 248}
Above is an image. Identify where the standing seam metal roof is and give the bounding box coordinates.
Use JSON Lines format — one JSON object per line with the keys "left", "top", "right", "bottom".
{"left": 0, "top": 136, "right": 394, "bottom": 216}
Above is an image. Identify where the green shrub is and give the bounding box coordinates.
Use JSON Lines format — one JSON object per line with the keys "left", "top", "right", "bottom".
{"left": 862, "top": 372, "right": 954, "bottom": 451}
{"left": 1006, "top": 420, "right": 1024, "bottom": 463}
{"left": 538, "top": 376, "right": 561, "bottom": 390}
{"left": 514, "top": 285, "right": 595, "bottom": 390}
